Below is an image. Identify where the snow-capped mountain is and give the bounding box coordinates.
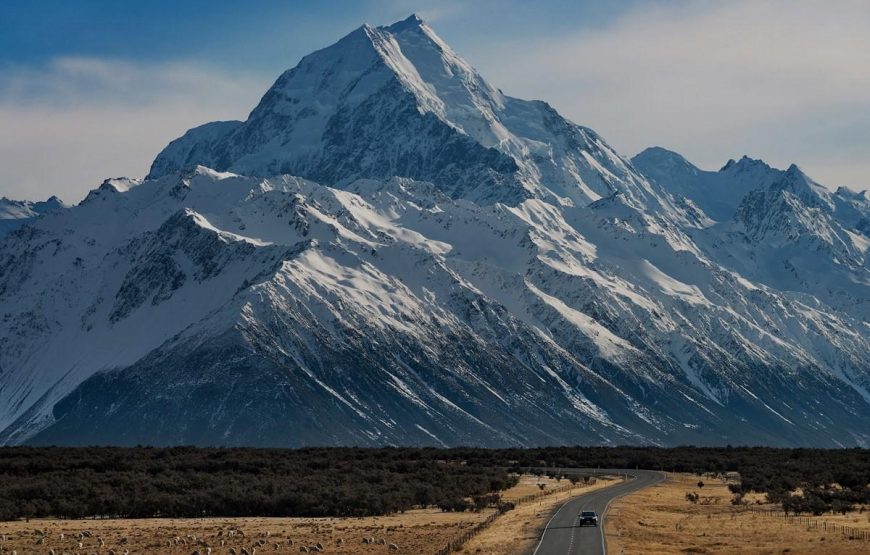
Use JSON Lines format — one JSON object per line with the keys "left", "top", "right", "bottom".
{"left": 632, "top": 148, "right": 782, "bottom": 222}
{"left": 1, "top": 16, "right": 869, "bottom": 447}
{"left": 634, "top": 149, "right": 870, "bottom": 322}
{"left": 148, "top": 15, "right": 673, "bottom": 213}
{"left": 0, "top": 195, "right": 66, "bottom": 236}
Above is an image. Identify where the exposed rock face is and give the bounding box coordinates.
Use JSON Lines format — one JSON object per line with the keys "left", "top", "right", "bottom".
{"left": 1, "top": 16, "right": 869, "bottom": 447}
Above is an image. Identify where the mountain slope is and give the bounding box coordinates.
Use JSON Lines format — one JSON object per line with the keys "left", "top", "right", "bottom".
{"left": 4, "top": 168, "right": 869, "bottom": 447}
{"left": 633, "top": 149, "right": 870, "bottom": 322}
{"left": 631, "top": 148, "right": 782, "bottom": 222}
{"left": 2, "top": 16, "right": 869, "bottom": 447}
{"left": 0, "top": 195, "right": 66, "bottom": 236}
{"left": 148, "top": 15, "right": 679, "bottom": 214}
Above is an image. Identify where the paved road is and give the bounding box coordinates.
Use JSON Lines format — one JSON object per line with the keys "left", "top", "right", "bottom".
{"left": 532, "top": 469, "right": 664, "bottom": 555}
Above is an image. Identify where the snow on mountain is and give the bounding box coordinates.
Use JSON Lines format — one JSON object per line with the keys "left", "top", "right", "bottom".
{"left": 5, "top": 167, "right": 869, "bottom": 447}
{"left": 1, "top": 16, "right": 869, "bottom": 447}
{"left": 634, "top": 149, "right": 870, "bottom": 322}
{"left": 632, "top": 148, "right": 781, "bottom": 222}
{"left": 148, "top": 15, "right": 681, "bottom": 215}
{"left": 0, "top": 195, "right": 67, "bottom": 236}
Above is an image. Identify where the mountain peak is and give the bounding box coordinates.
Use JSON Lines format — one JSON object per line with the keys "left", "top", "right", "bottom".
{"left": 632, "top": 147, "right": 698, "bottom": 174}
{"left": 765, "top": 162, "right": 834, "bottom": 210}
{"left": 32, "top": 195, "right": 67, "bottom": 213}
{"left": 719, "top": 155, "right": 770, "bottom": 173}
{"left": 779, "top": 163, "right": 814, "bottom": 187}
{"left": 146, "top": 16, "right": 669, "bottom": 209}
{"left": 835, "top": 185, "right": 867, "bottom": 199}
{"left": 384, "top": 13, "right": 426, "bottom": 33}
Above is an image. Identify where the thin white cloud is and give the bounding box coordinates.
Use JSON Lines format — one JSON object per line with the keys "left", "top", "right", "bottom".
{"left": 2, "top": 2, "right": 869, "bottom": 203}
{"left": 0, "top": 57, "right": 271, "bottom": 203}
{"left": 473, "top": 0, "right": 870, "bottom": 190}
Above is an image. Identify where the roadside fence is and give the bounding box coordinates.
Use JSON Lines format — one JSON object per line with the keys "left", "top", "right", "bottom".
{"left": 434, "top": 478, "right": 598, "bottom": 555}
{"left": 748, "top": 507, "right": 870, "bottom": 541}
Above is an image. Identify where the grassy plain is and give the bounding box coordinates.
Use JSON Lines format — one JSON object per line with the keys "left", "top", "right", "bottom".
{"left": 0, "top": 475, "right": 620, "bottom": 555}
{"left": 606, "top": 473, "right": 870, "bottom": 554}
{"left": 0, "top": 509, "right": 490, "bottom": 555}
{"left": 460, "top": 475, "right": 616, "bottom": 555}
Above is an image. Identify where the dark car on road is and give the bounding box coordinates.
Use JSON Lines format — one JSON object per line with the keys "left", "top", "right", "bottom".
{"left": 578, "top": 510, "right": 599, "bottom": 526}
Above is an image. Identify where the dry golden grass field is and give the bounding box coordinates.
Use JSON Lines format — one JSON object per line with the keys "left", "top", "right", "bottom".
{"left": 0, "top": 474, "right": 623, "bottom": 555}
{"left": 606, "top": 473, "right": 870, "bottom": 554}
{"left": 0, "top": 509, "right": 491, "bottom": 555}
{"left": 460, "top": 474, "right": 617, "bottom": 555}
{"left": 0, "top": 474, "right": 595, "bottom": 555}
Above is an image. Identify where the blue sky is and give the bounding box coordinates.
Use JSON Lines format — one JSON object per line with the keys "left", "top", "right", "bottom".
{"left": 0, "top": 1, "right": 644, "bottom": 69}
{"left": 1, "top": 0, "right": 868, "bottom": 201}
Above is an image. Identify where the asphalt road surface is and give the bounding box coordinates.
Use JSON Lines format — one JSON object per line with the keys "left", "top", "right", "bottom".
{"left": 532, "top": 469, "right": 664, "bottom": 555}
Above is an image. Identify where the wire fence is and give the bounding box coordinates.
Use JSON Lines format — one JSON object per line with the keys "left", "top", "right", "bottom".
{"left": 747, "top": 507, "right": 870, "bottom": 541}
{"left": 433, "top": 478, "right": 598, "bottom": 555}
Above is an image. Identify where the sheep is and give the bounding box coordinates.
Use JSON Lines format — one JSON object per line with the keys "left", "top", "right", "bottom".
{"left": 60, "top": 534, "right": 65, "bottom": 541}
{"left": 167, "top": 540, "right": 173, "bottom": 547}
{"left": 220, "top": 541, "right": 226, "bottom": 547}
{"left": 97, "top": 538, "right": 105, "bottom": 548}
{"left": 229, "top": 548, "right": 237, "bottom": 555}
{"left": 49, "top": 550, "right": 56, "bottom": 555}
{"left": 108, "top": 550, "right": 116, "bottom": 555}
{"left": 77, "top": 542, "right": 84, "bottom": 549}
{"left": 388, "top": 544, "right": 398, "bottom": 551}
{"left": 362, "top": 538, "right": 370, "bottom": 545}
{"left": 314, "top": 544, "right": 323, "bottom": 551}
{"left": 240, "top": 548, "right": 250, "bottom": 555}
{"left": 298, "top": 548, "right": 308, "bottom": 554}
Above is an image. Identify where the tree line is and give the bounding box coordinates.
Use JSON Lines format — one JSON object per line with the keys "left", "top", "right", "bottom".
{"left": 0, "top": 445, "right": 867, "bottom": 520}
{"left": 0, "top": 446, "right": 516, "bottom": 520}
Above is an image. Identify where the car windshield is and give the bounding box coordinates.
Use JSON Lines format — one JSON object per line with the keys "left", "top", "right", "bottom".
{"left": 581, "top": 511, "right": 596, "bottom": 517}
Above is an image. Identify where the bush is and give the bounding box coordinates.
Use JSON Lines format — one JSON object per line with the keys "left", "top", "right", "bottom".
{"left": 1, "top": 445, "right": 867, "bottom": 520}
{"left": 0, "top": 447, "right": 514, "bottom": 520}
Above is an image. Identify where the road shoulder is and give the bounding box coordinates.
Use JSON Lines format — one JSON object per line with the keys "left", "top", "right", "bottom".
{"left": 460, "top": 476, "right": 615, "bottom": 555}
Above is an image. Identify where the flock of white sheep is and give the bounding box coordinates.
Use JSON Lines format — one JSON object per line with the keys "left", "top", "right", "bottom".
{"left": 0, "top": 528, "right": 401, "bottom": 555}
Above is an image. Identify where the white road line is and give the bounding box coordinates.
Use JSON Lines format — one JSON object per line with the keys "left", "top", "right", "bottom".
{"left": 567, "top": 515, "right": 579, "bottom": 554}
{"left": 531, "top": 471, "right": 662, "bottom": 555}
{"left": 532, "top": 491, "right": 576, "bottom": 555}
